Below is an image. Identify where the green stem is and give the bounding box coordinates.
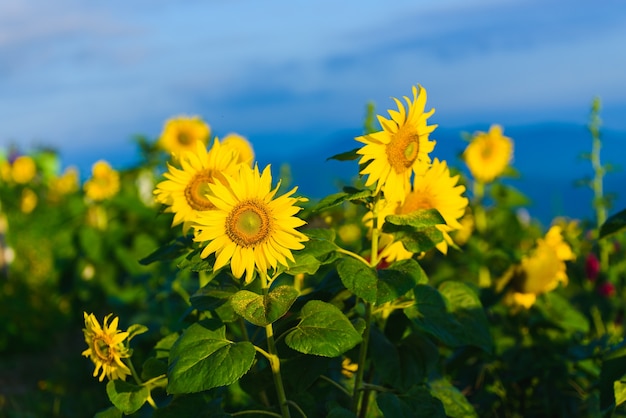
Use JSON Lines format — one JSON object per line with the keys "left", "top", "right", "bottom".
{"left": 261, "top": 272, "right": 291, "bottom": 418}
{"left": 473, "top": 180, "right": 487, "bottom": 234}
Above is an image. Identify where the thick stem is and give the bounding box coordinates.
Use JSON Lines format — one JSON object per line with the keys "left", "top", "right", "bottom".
{"left": 261, "top": 272, "right": 291, "bottom": 418}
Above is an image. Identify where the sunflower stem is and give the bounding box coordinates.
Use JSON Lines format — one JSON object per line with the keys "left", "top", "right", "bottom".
{"left": 261, "top": 272, "right": 291, "bottom": 418}
{"left": 473, "top": 180, "right": 487, "bottom": 233}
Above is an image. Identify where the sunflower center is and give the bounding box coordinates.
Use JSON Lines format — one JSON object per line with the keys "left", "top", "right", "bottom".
{"left": 226, "top": 200, "right": 272, "bottom": 247}
{"left": 184, "top": 170, "right": 216, "bottom": 211}
{"left": 386, "top": 127, "right": 420, "bottom": 173}
{"left": 177, "top": 131, "right": 192, "bottom": 146}
{"left": 400, "top": 191, "right": 433, "bottom": 213}
{"left": 93, "top": 336, "right": 114, "bottom": 363}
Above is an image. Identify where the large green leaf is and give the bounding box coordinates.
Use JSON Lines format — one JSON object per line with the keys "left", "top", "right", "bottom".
{"left": 405, "top": 284, "right": 492, "bottom": 353}
{"left": 535, "top": 292, "right": 590, "bottom": 335}
{"left": 600, "top": 208, "right": 626, "bottom": 239}
{"left": 231, "top": 285, "right": 299, "bottom": 326}
{"left": 376, "top": 387, "right": 446, "bottom": 418}
{"left": 167, "top": 322, "right": 256, "bottom": 394}
{"left": 430, "top": 378, "right": 478, "bottom": 418}
{"left": 384, "top": 208, "right": 445, "bottom": 229}
{"left": 285, "top": 300, "right": 361, "bottom": 357}
{"left": 94, "top": 406, "right": 123, "bottom": 418}
{"left": 139, "top": 235, "right": 193, "bottom": 265}
{"left": 311, "top": 188, "right": 374, "bottom": 212}
{"left": 337, "top": 257, "right": 378, "bottom": 303}
{"left": 105, "top": 380, "right": 149, "bottom": 415}
{"left": 376, "top": 259, "right": 427, "bottom": 304}
{"left": 381, "top": 224, "right": 444, "bottom": 253}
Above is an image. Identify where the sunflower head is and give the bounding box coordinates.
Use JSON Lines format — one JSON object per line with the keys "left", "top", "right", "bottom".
{"left": 222, "top": 133, "right": 255, "bottom": 166}
{"left": 193, "top": 164, "right": 309, "bottom": 284}
{"left": 84, "top": 160, "right": 120, "bottom": 201}
{"left": 154, "top": 138, "right": 242, "bottom": 232}
{"left": 370, "top": 159, "right": 468, "bottom": 262}
{"left": 82, "top": 312, "right": 131, "bottom": 382}
{"left": 158, "top": 116, "right": 211, "bottom": 157}
{"left": 49, "top": 166, "right": 80, "bottom": 199}
{"left": 20, "top": 188, "right": 38, "bottom": 213}
{"left": 463, "top": 124, "right": 513, "bottom": 183}
{"left": 356, "top": 84, "right": 437, "bottom": 203}
{"left": 11, "top": 155, "right": 37, "bottom": 184}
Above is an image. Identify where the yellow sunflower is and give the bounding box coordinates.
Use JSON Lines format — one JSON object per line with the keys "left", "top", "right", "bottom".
{"left": 222, "top": 133, "right": 255, "bottom": 166}
{"left": 49, "top": 166, "right": 80, "bottom": 197}
{"left": 83, "top": 160, "right": 120, "bottom": 201}
{"left": 157, "top": 115, "right": 211, "bottom": 157}
{"left": 11, "top": 155, "right": 37, "bottom": 184}
{"left": 356, "top": 84, "right": 437, "bottom": 203}
{"left": 20, "top": 188, "right": 38, "bottom": 213}
{"left": 154, "top": 138, "right": 242, "bottom": 233}
{"left": 499, "top": 225, "right": 575, "bottom": 309}
{"left": 367, "top": 159, "right": 469, "bottom": 262}
{"left": 193, "top": 164, "right": 309, "bottom": 284}
{"left": 463, "top": 124, "right": 513, "bottom": 183}
{"left": 82, "top": 312, "right": 131, "bottom": 382}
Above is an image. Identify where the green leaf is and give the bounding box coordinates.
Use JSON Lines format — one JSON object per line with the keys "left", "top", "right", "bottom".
{"left": 430, "top": 378, "right": 478, "bottom": 418}
{"left": 615, "top": 380, "right": 626, "bottom": 407}
{"left": 535, "top": 292, "right": 590, "bottom": 335}
{"left": 139, "top": 235, "right": 193, "bottom": 265}
{"left": 78, "top": 226, "right": 103, "bottom": 261}
{"left": 384, "top": 208, "right": 445, "bottom": 229}
{"left": 94, "top": 406, "right": 123, "bottom": 418}
{"left": 141, "top": 357, "right": 168, "bottom": 381}
{"left": 127, "top": 324, "right": 148, "bottom": 342}
{"left": 231, "top": 285, "right": 299, "bottom": 326}
{"left": 177, "top": 249, "right": 213, "bottom": 272}
{"left": 167, "top": 323, "right": 256, "bottom": 394}
{"left": 382, "top": 224, "right": 444, "bottom": 253}
{"left": 376, "top": 386, "right": 446, "bottom": 418}
{"left": 405, "top": 284, "right": 492, "bottom": 353}
{"left": 600, "top": 208, "right": 626, "bottom": 239}
{"left": 311, "top": 188, "right": 374, "bottom": 212}
{"left": 337, "top": 257, "right": 378, "bottom": 303}
{"left": 285, "top": 300, "right": 361, "bottom": 357}
{"left": 190, "top": 286, "right": 238, "bottom": 312}
{"left": 105, "top": 380, "right": 149, "bottom": 415}
{"left": 153, "top": 394, "right": 228, "bottom": 418}
{"left": 154, "top": 332, "right": 180, "bottom": 359}
{"left": 327, "top": 147, "right": 360, "bottom": 161}
{"left": 376, "top": 259, "right": 427, "bottom": 304}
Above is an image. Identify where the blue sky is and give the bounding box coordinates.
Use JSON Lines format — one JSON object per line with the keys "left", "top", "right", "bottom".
{"left": 1, "top": 0, "right": 626, "bottom": 221}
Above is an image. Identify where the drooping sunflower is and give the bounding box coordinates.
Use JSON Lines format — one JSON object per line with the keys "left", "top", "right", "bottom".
{"left": 83, "top": 160, "right": 120, "bottom": 201}
{"left": 463, "top": 124, "right": 513, "bottom": 183}
{"left": 193, "top": 164, "right": 309, "bottom": 284}
{"left": 157, "top": 115, "right": 211, "bottom": 157}
{"left": 222, "top": 133, "right": 255, "bottom": 166}
{"left": 498, "top": 225, "right": 575, "bottom": 308}
{"left": 82, "top": 312, "right": 131, "bottom": 382}
{"left": 154, "top": 138, "right": 242, "bottom": 233}
{"left": 356, "top": 84, "right": 437, "bottom": 204}
{"left": 366, "top": 159, "right": 469, "bottom": 263}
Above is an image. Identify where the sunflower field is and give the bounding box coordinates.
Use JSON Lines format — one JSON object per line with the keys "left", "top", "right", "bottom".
{"left": 1, "top": 85, "right": 626, "bottom": 418}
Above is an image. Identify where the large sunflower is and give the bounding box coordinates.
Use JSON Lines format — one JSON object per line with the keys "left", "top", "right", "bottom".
{"left": 157, "top": 115, "right": 211, "bottom": 156}
{"left": 463, "top": 124, "right": 513, "bottom": 183}
{"left": 154, "top": 138, "right": 242, "bottom": 233}
{"left": 82, "top": 312, "right": 131, "bottom": 382}
{"left": 356, "top": 84, "right": 437, "bottom": 204}
{"left": 499, "top": 225, "right": 575, "bottom": 308}
{"left": 367, "top": 159, "right": 468, "bottom": 262}
{"left": 84, "top": 160, "right": 120, "bottom": 201}
{"left": 193, "top": 164, "right": 309, "bottom": 284}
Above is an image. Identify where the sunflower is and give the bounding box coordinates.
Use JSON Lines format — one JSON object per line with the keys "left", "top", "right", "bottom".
{"left": 193, "top": 164, "right": 309, "bottom": 284}
{"left": 154, "top": 138, "right": 242, "bottom": 233}
{"left": 11, "top": 155, "right": 37, "bottom": 184}
{"left": 366, "top": 159, "right": 468, "bottom": 262}
{"left": 356, "top": 84, "right": 437, "bottom": 203}
{"left": 83, "top": 160, "right": 120, "bottom": 201}
{"left": 49, "top": 166, "right": 80, "bottom": 199}
{"left": 82, "top": 312, "right": 131, "bottom": 382}
{"left": 463, "top": 124, "right": 513, "bottom": 183}
{"left": 157, "top": 115, "right": 211, "bottom": 157}
{"left": 222, "top": 133, "right": 255, "bottom": 166}
{"left": 499, "top": 225, "right": 575, "bottom": 308}
{"left": 20, "top": 188, "right": 38, "bottom": 213}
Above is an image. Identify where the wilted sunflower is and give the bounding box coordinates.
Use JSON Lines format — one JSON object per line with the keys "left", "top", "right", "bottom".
{"left": 356, "top": 84, "right": 437, "bottom": 204}
{"left": 499, "top": 225, "right": 575, "bottom": 308}
{"left": 83, "top": 160, "right": 120, "bottom": 201}
{"left": 154, "top": 138, "right": 242, "bottom": 233}
{"left": 193, "top": 164, "right": 309, "bottom": 284}
{"left": 366, "top": 159, "right": 469, "bottom": 262}
{"left": 463, "top": 124, "right": 513, "bottom": 183}
{"left": 157, "top": 115, "right": 211, "bottom": 156}
{"left": 82, "top": 312, "right": 131, "bottom": 382}
{"left": 222, "top": 133, "right": 255, "bottom": 166}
